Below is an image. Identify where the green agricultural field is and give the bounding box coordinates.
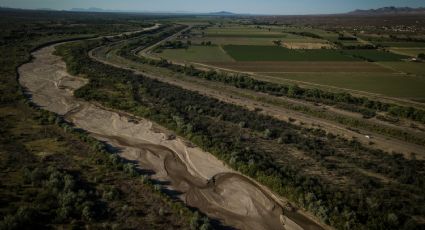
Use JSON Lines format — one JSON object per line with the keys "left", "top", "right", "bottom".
{"left": 158, "top": 45, "right": 234, "bottom": 62}
{"left": 190, "top": 25, "right": 333, "bottom": 47}
{"left": 188, "top": 33, "right": 326, "bottom": 46}
{"left": 389, "top": 48, "right": 425, "bottom": 57}
{"left": 342, "top": 50, "right": 409, "bottom": 61}
{"left": 207, "top": 33, "right": 284, "bottom": 38}
{"left": 376, "top": 42, "right": 425, "bottom": 48}
{"left": 223, "top": 45, "right": 359, "bottom": 61}
{"left": 378, "top": 62, "right": 425, "bottom": 76}
{"left": 280, "top": 33, "right": 328, "bottom": 43}
{"left": 203, "top": 26, "right": 285, "bottom": 38}
{"left": 282, "top": 27, "right": 339, "bottom": 39}
{"left": 262, "top": 72, "right": 425, "bottom": 99}
{"left": 338, "top": 40, "right": 363, "bottom": 46}
{"left": 189, "top": 36, "right": 283, "bottom": 45}
{"left": 205, "top": 26, "right": 282, "bottom": 33}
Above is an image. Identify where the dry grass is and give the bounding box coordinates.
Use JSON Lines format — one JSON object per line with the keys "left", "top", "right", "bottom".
{"left": 283, "top": 42, "right": 334, "bottom": 49}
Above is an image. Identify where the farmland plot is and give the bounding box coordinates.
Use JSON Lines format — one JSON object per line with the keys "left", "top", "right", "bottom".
{"left": 223, "top": 45, "right": 359, "bottom": 61}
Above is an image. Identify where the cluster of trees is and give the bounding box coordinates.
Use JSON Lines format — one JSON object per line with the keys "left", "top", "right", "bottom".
{"left": 154, "top": 39, "right": 190, "bottom": 53}
{"left": 200, "top": 41, "right": 212, "bottom": 46}
{"left": 340, "top": 44, "right": 376, "bottom": 50}
{"left": 334, "top": 103, "right": 376, "bottom": 118}
{"left": 190, "top": 212, "right": 212, "bottom": 230}
{"left": 362, "top": 35, "right": 425, "bottom": 48}
{"left": 56, "top": 34, "right": 425, "bottom": 229}
{"left": 338, "top": 34, "right": 358, "bottom": 41}
{"left": 159, "top": 40, "right": 188, "bottom": 49}
{"left": 388, "top": 35, "right": 425, "bottom": 43}
{"left": 272, "top": 40, "right": 282, "bottom": 46}
{"left": 288, "top": 31, "right": 323, "bottom": 39}
{"left": 39, "top": 167, "right": 97, "bottom": 219}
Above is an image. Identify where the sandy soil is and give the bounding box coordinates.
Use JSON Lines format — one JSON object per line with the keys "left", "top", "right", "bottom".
{"left": 19, "top": 43, "right": 325, "bottom": 230}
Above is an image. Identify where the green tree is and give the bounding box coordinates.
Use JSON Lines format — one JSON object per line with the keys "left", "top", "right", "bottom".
{"left": 287, "top": 85, "right": 302, "bottom": 97}
{"left": 273, "top": 40, "right": 282, "bottom": 46}
{"left": 81, "top": 205, "right": 93, "bottom": 221}
{"left": 263, "top": 129, "right": 273, "bottom": 139}
{"left": 189, "top": 212, "right": 200, "bottom": 230}
{"left": 387, "top": 213, "right": 398, "bottom": 226}
{"left": 158, "top": 207, "right": 165, "bottom": 216}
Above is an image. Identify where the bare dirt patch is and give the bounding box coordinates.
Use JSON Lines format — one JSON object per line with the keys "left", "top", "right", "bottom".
{"left": 283, "top": 42, "right": 333, "bottom": 49}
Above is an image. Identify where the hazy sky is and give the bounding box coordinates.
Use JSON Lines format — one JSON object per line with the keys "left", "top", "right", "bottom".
{"left": 1, "top": 0, "right": 424, "bottom": 14}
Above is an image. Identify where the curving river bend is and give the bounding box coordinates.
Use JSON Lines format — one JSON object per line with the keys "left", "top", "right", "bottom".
{"left": 18, "top": 39, "right": 325, "bottom": 230}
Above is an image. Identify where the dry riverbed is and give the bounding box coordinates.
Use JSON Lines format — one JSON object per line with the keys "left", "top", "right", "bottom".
{"left": 18, "top": 43, "right": 325, "bottom": 230}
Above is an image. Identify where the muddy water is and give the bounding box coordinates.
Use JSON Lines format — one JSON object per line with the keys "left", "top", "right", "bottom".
{"left": 19, "top": 45, "right": 325, "bottom": 230}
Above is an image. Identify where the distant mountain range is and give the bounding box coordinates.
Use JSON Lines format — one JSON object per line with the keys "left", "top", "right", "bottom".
{"left": 69, "top": 7, "right": 238, "bottom": 15}
{"left": 348, "top": 6, "right": 425, "bottom": 15}
{"left": 208, "top": 11, "right": 236, "bottom": 16}
{"left": 0, "top": 6, "right": 241, "bottom": 15}
{"left": 2, "top": 6, "right": 425, "bottom": 16}
{"left": 70, "top": 7, "right": 112, "bottom": 12}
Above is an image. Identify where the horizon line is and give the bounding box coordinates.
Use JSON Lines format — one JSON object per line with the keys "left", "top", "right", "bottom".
{"left": 2, "top": 5, "right": 424, "bottom": 16}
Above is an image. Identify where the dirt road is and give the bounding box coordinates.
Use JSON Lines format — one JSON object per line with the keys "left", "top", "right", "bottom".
{"left": 19, "top": 42, "right": 326, "bottom": 230}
